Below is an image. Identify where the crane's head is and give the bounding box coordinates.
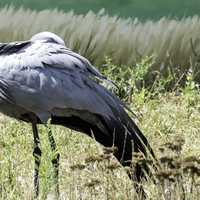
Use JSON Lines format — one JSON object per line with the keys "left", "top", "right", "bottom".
{"left": 31, "top": 32, "right": 65, "bottom": 46}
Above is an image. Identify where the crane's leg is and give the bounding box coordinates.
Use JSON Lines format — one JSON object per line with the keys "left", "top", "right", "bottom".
{"left": 47, "top": 127, "right": 60, "bottom": 197}
{"left": 32, "top": 122, "right": 42, "bottom": 199}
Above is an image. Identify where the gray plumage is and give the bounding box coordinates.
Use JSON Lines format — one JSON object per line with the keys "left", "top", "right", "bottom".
{"left": 0, "top": 32, "right": 111, "bottom": 123}
{"left": 0, "top": 32, "right": 155, "bottom": 198}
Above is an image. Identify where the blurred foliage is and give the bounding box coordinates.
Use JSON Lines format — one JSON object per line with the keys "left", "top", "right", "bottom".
{"left": 0, "top": 7, "right": 200, "bottom": 90}
{"left": 0, "top": 0, "right": 200, "bottom": 19}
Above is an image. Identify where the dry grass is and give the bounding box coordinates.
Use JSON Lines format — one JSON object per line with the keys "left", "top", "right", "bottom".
{"left": 1, "top": 91, "right": 200, "bottom": 199}
{"left": 0, "top": 7, "right": 200, "bottom": 80}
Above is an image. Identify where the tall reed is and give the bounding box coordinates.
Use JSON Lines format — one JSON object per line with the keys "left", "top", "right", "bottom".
{"left": 0, "top": 7, "right": 200, "bottom": 84}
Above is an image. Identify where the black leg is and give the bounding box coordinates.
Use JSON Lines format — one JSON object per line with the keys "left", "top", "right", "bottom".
{"left": 32, "top": 122, "right": 42, "bottom": 199}
{"left": 47, "top": 127, "right": 60, "bottom": 196}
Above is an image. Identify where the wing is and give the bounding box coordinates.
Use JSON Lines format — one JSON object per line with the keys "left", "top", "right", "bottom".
{"left": 1, "top": 66, "right": 123, "bottom": 123}
{"left": 0, "top": 40, "right": 119, "bottom": 121}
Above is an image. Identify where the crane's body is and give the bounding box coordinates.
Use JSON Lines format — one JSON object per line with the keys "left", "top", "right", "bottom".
{"left": 0, "top": 36, "right": 110, "bottom": 123}
{"left": 0, "top": 32, "right": 155, "bottom": 198}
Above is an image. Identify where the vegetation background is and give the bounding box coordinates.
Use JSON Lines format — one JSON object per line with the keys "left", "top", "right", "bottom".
{"left": 0, "top": 0, "right": 200, "bottom": 19}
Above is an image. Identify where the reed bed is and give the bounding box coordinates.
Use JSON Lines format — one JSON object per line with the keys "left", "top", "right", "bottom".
{"left": 0, "top": 7, "right": 200, "bottom": 83}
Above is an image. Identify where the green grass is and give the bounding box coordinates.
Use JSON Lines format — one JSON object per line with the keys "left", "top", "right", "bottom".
{"left": 0, "top": 0, "right": 200, "bottom": 19}
{"left": 1, "top": 86, "right": 200, "bottom": 199}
